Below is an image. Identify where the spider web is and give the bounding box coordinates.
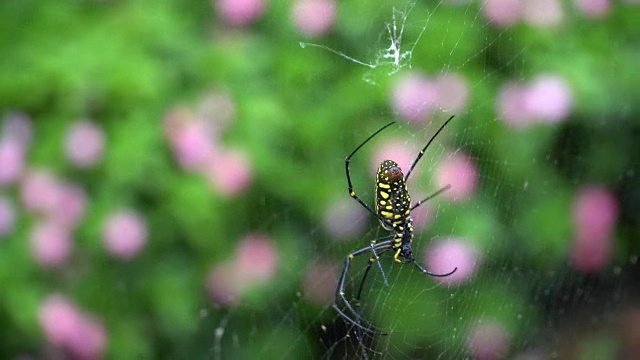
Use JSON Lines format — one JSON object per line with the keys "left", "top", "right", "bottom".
{"left": 206, "top": 1, "right": 636, "bottom": 359}
{"left": 300, "top": 2, "right": 428, "bottom": 83}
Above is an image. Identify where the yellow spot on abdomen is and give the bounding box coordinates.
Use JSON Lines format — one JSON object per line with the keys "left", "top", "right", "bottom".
{"left": 380, "top": 211, "right": 393, "bottom": 218}
{"left": 379, "top": 191, "right": 389, "bottom": 199}
{"left": 378, "top": 183, "right": 391, "bottom": 189}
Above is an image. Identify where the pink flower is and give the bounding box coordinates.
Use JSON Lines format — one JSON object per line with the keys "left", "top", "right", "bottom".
{"left": 570, "top": 186, "right": 618, "bottom": 272}
{"left": 0, "top": 196, "right": 15, "bottom": 238}
{"left": 206, "top": 233, "right": 279, "bottom": 306}
{"left": 524, "top": 74, "right": 573, "bottom": 123}
{"left": 0, "top": 139, "right": 25, "bottom": 186}
{"left": 291, "top": 0, "right": 336, "bottom": 37}
{"left": 206, "top": 263, "right": 242, "bottom": 306}
{"left": 235, "top": 233, "right": 278, "bottom": 283}
{"left": 20, "top": 171, "right": 87, "bottom": 229}
{"left": 30, "top": 221, "right": 72, "bottom": 268}
{"left": 575, "top": 0, "right": 611, "bottom": 18}
{"left": 391, "top": 72, "right": 439, "bottom": 123}
{"left": 523, "top": 0, "right": 564, "bottom": 27}
{"left": 50, "top": 182, "right": 87, "bottom": 229}
{"left": 498, "top": 75, "right": 573, "bottom": 128}
{"left": 302, "top": 261, "right": 338, "bottom": 305}
{"left": 102, "top": 210, "right": 148, "bottom": 260}
{"left": 482, "top": 0, "right": 524, "bottom": 27}
{"left": 497, "top": 82, "right": 533, "bottom": 128}
{"left": 64, "top": 120, "right": 106, "bottom": 168}
{"left": 424, "top": 237, "right": 479, "bottom": 286}
{"left": 39, "top": 294, "right": 107, "bottom": 359}
{"left": 435, "top": 152, "right": 478, "bottom": 201}
{"left": 434, "top": 73, "right": 470, "bottom": 113}
{"left": 215, "top": 0, "right": 269, "bottom": 27}
{"left": 322, "top": 198, "right": 368, "bottom": 241}
{"left": 65, "top": 315, "right": 108, "bottom": 360}
{"left": 20, "top": 170, "right": 60, "bottom": 214}
{"left": 164, "top": 109, "right": 217, "bottom": 171}
{"left": 39, "top": 295, "right": 81, "bottom": 347}
{"left": 466, "top": 320, "right": 510, "bottom": 360}
{"left": 206, "top": 147, "right": 253, "bottom": 196}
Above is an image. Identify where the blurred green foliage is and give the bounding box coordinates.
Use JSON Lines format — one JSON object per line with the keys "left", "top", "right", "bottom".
{"left": 0, "top": 0, "right": 639, "bottom": 359}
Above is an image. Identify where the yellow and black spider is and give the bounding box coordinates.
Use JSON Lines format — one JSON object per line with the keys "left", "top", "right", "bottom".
{"left": 333, "top": 115, "right": 458, "bottom": 334}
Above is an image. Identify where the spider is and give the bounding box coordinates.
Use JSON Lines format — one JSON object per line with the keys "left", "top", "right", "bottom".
{"left": 333, "top": 115, "right": 458, "bottom": 334}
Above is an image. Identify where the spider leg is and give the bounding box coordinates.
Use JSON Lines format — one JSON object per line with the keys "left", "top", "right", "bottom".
{"left": 358, "top": 245, "right": 392, "bottom": 299}
{"left": 334, "top": 241, "right": 393, "bottom": 335}
{"left": 345, "top": 122, "right": 395, "bottom": 224}
{"left": 368, "top": 236, "right": 394, "bottom": 288}
{"left": 405, "top": 115, "right": 455, "bottom": 181}
{"left": 354, "top": 329, "right": 370, "bottom": 360}
{"left": 410, "top": 184, "right": 451, "bottom": 211}
{"left": 410, "top": 260, "right": 457, "bottom": 277}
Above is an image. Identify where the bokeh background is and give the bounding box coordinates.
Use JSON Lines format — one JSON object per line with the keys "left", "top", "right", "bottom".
{"left": 0, "top": 0, "right": 639, "bottom": 359}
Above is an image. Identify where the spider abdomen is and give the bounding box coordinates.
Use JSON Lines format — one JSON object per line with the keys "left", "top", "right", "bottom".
{"left": 375, "top": 160, "right": 411, "bottom": 231}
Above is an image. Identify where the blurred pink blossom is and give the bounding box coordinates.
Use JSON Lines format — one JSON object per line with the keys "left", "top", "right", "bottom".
{"left": 497, "top": 83, "right": 533, "bottom": 128}
{"left": 39, "top": 294, "right": 107, "bottom": 359}
{"left": 164, "top": 109, "right": 217, "bottom": 171}
{"left": 435, "top": 152, "right": 478, "bottom": 201}
{"left": 215, "top": 0, "right": 268, "bottom": 27}
{"left": 102, "top": 210, "right": 148, "bottom": 260}
{"left": 39, "top": 295, "right": 81, "bottom": 347}
{"left": 20, "top": 170, "right": 60, "bottom": 214}
{"left": 434, "top": 73, "right": 470, "bottom": 113}
{"left": 235, "top": 233, "right": 278, "bottom": 283}
{"left": 424, "top": 237, "right": 479, "bottom": 286}
{"left": 498, "top": 75, "right": 573, "bottom": 128}
{"left": 524, "top": 74, "right": 573, "bottom": 123}
{"left": 466, "top": 320, "right": 510, "bottom": 360}
{"left": 391, "top": 72, "right": 439, "bottom": 123}
{"left": 206, "top": 147, "right": 253, "bottom": 196}
{"left": 30, "top": 221, "right": 72, "bottom": 268}
{"left": 291, "top": 0, "right": 336, "bottom": 37}
{"left": 302, "top": 261, "right": 338, "bottom": 305}
{"left": 575, "top": 0, "right": 611, "bottom": 17}
{"left": 523, "top": 0, "right": 564, "bottom": 27}
{"left": 64, "top": 120, "right": 105, "bottom": 168}
{"left": 20, "top": 170, "right": 87, "bottom": 229}
{"left": 0, "top": 139, "right": 25, "bottom": 186}
{"left": 206, "top": 233, "right": 279, "bottom": 306}
{"left": 50, "top": 183, "right": 87, "bottom": 229}
{"left": 206, "top": 263, "right": 242, "bottom": 306}
{"left": 0, "top": 196, "right": 15, "bottom": 238}
{"left": 570, "top": 186, "right": 618, "bottom": 272}
{"left": 65, "top": 315, "right": 107, "bottom": 360}
{"left": 322, "top": 198, "right": 368, "bottom": 240}
{"left": 482, "top": 0, "right": 524, "bottom": 27}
